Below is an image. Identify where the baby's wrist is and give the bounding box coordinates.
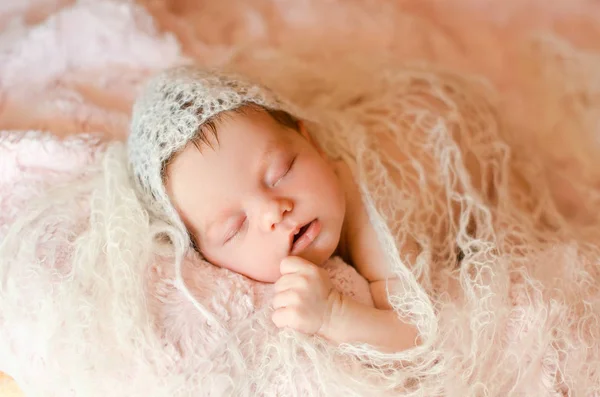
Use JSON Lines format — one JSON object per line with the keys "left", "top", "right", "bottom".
{"left": 317, "top": 288, "right": 345, "bottom": 340}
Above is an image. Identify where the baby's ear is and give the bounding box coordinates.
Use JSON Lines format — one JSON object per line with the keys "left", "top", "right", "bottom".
{"left": 298, "top": 120, "right": 326, "bottom": 157}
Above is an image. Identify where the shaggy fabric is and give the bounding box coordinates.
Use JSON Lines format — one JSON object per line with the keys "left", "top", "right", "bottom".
{"left": 1, "top": 0, "right": 600, "bottom": 396}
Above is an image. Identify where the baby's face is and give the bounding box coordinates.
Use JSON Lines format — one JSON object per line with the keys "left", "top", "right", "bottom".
{"left": 165, "top": 108, "right": 346, "bottom": 283}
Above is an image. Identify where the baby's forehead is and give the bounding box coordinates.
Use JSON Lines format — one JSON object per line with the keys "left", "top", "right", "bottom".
{"left": 169, "top": 109, "right": 286, "bottom": 169}
{"left": 191, "top": 105, "right": 293, "bottom": 151}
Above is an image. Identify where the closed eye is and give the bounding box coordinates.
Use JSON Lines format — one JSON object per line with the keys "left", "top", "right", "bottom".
{"left": 224, "top": 216, "right": 246, "bottom": 244}
{"left": 272, "top": 156, "right": 296, "bottom": 187}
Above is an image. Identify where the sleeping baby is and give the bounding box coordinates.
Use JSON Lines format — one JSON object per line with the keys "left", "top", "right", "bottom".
{"left": 128, "top": 66, "right": 425, "bottom": 353}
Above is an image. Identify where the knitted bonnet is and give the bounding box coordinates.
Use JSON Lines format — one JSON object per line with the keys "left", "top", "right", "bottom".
{"left": 128, "top": 66, "right": 285, "bottom": 242}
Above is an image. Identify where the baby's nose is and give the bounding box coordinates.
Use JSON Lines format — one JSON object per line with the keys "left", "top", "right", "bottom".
{"left": 261, "top": 197, "right": 293, "bottom": 231}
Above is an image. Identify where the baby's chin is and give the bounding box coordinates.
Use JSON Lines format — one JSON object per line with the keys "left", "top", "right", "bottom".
{"left": 230, "top": 267, "right": 280, "bottom": 284}
{"left": 303, "top": 250, "right": 333, "bottom": 267}
{"left": 213, "top": 237, "right": 341, "bottom": 283}
{"left": 237, "top": 255, "right": 326, "bottom": 284}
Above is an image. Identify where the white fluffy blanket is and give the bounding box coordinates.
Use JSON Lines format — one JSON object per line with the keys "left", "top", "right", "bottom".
{"left": 2, "top": 1, "right": 600, "bottom": 396}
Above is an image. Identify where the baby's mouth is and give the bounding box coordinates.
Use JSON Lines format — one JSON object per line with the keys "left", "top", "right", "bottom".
{"left": 293, "top": 223, "right": 311, "bottom": 244}
{"left": 290, "top": 219, "right": 321, "bottom": 255}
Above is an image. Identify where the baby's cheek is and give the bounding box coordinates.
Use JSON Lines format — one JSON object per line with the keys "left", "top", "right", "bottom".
{"left": 252, "top": 262, "right": 282, "bottom": 284}
{"left": 242, "top": 251, "right": 283, "bottom": 284}
{"left": 307, "top": 166, "right": 339, "bottom": 199}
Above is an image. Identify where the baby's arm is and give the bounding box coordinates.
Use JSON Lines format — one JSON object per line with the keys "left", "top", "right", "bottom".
{"left": 329, "top": 201, "right": 421, "bottom": 352}
{"left": 311, "top": 159, "right": 420, "bottom": 351}
{"left": 271, "top": 257, "right": 419, "bottom": 353}
{"left": 319, "top": 286, "right": 419, "bottom": 353}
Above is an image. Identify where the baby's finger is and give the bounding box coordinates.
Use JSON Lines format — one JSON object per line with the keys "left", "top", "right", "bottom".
{"left": 280, "top": 256, "right": 315, "bottom": 276}
{"left": 273, "top": 273, "right": 310, "bottom": 293}
{"left": 271, "top": 307, "right": 305, "bottom": 332}
{"left": 271, "top": 290, "right": 302, "bottom": 310}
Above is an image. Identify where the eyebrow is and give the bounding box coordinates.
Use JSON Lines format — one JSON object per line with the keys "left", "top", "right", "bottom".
{"left": 203, "top": 138, "right": 282, "bottom": 244}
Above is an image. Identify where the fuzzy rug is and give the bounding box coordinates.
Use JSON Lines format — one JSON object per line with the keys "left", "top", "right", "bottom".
{"left": 1, "top": 1, "right": 600, "bottom": 396}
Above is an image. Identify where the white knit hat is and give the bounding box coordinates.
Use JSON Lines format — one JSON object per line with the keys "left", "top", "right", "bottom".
{"left": 128, "top": 66, "right": 284, "bottom": 240}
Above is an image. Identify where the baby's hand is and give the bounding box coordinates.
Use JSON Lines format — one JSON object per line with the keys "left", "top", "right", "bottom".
{"left": 271, "top": 256, "right": 338, "bottom": 335}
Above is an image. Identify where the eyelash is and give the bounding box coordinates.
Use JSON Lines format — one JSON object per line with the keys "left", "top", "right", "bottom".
{"left": 273, "top": 156, "right": 296, "bottom": 187}
{"left": 225, "top": 217, "right": 246, "bottom": 243}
